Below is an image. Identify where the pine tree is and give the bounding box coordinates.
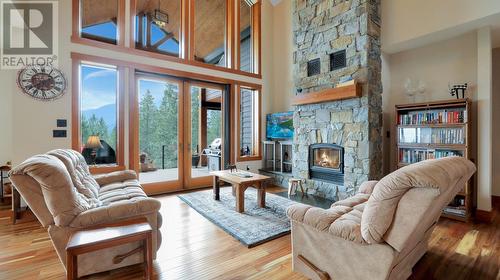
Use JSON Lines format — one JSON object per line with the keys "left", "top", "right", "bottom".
{"left": 207, "top": 110, "right": 221, "bottom": 144}
{"left": 191, "top": 88, "right": 200, "bottom": 154}
{"left": 139, "top": 90, "right": 158, "bottom": 162}
{"left": 156, "top": 84, "right": 179, "bottom": 169}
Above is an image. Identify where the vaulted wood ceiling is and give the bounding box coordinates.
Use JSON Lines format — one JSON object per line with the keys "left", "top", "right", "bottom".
{"left": 81, "top": 0, "right": 251, "bottom": 60}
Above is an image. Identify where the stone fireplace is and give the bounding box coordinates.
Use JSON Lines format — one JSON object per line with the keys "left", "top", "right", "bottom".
{"left": 291, "top": 0, "right": 382, "bottom": 200}
{"left": 309, "top": 143, "right": 344, "bottom": 184}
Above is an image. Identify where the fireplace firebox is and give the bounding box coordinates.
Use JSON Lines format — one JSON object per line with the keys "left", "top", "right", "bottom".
{"left": 309, "top": 143, "right": 344, "bottom": 184}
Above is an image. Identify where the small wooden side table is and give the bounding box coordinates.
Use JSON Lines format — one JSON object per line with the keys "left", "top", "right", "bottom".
{"left": 66, "top": 221, "right": 153, "bottom": 280}
{"left": 211, "top": 170, "right": 271, "bottom": 213}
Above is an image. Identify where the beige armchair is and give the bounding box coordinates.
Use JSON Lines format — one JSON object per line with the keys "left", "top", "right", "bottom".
{"left": 287, "top": 157, "right": 476, "bottom": 280}
{"left": 9, "top": 149, "right": 162, "bottom": 278}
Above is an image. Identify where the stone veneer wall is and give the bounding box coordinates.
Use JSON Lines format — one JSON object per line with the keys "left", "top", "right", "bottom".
{"left": 292, "top": 0, "right": 382, "bottom": 200}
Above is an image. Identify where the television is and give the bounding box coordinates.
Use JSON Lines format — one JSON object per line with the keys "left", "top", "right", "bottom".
{"left": 266, "top": 111, "right": 294, "bottom": 140}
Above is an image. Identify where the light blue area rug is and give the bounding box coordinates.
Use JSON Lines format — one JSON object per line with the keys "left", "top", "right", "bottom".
{"left": 178, "top": 187, "right": 297, "bottom": 247}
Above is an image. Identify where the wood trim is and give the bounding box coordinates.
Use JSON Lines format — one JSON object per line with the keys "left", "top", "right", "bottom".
{"left": 291, "top": 82, "right": 362, "bottom": 106}
{"left": 395, "top": 98, "right": 470, "bottom": 110}
{"left": 89, "top": 165, "right": 125, "bottom": 174}
{"left": 129, "top": 0, "right": 137, "bottom": 49}
{"left": 226, "top": 0, "right": 235, "bottom": 69}
{"left": 230, "top": 84, "right": 237, "bottom": 165}
{"left": 182, "top": 0, "right": 189, "bottom": 59}
{"left": 70, "top": 52, "right": 261, "bottom": 88}
{"left": 71, "top": 52, "right": 80, "bottom": 154}
{"left": 475, "top": 209, "right": 492, "bottom": 223}
{"left": 117, "top": 0, "right": 126, "bottom": 46}
{"left": 236, "top": 84, "right": 262, "bottom": 162}
{"left": 71, "top": 0, "right": 79, "bottom": 41}
{"left": 235, "top": 0, "right": 241, "bottom": 70}
{"left": 253, "top": 1, "right": 262, "bottom": 75}
{"left": 71, "top": 57, "right": 125, "bottom": 172}
{"left": 117, "top": 66, "right": 126, "bottom": 167}
{"left": 188, "top": 0, "right": 195, "bottom": 61}
{"left": 129, "top": 70, "right": 140, "bottom": 174}
{"left": 297, "top": 254, "right": 331, "bottom": 280}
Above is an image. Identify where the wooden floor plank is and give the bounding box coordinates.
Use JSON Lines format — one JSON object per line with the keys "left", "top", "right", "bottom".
{"left": 0, "top": 188, "right": 498, "bottom": 280}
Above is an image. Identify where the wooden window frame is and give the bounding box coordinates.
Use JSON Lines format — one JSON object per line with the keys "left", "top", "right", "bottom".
{"left": 72, "top": 0, "right": 262, "bottom": 79}
{"left": 235, "top": 0, "right": 261, "bottom": 74}
{"left": 71, "top": 0, "right": 126, "bottom": 48}
{"left": 236, "top": 84, "right": 262, "bottom": 162}
{"left": 71, "top": 57, "right": 126, "bottom": 174}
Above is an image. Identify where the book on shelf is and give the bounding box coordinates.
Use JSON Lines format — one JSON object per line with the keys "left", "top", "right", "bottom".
{"left": 398, "top": 127, "right": 464, "bottom": 145}
{"left": 399, "top": 149, "right": 462, "bottom": 164}
{"left": 399, "top": 108, "right": 466, "bottom": 125}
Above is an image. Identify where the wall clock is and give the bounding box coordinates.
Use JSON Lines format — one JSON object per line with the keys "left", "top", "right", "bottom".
{"left": 16, "top": 65, "right": 67, "bottom": 101}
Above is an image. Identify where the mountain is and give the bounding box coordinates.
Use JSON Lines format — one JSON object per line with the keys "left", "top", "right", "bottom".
{"left": 82, "top": 104, "right": 116, "bottom": 132}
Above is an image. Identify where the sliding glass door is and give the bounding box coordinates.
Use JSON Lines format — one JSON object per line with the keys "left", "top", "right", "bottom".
{"left": 134, "top": 74, "right": 225, "bottom": 193}
{"left": 185, "top": 82, "right": 224, "bottom": 188}
{"left": 136, "top": 75, "right": 184, "bottom": 191}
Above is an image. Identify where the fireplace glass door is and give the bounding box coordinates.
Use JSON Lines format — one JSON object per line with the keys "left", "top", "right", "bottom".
{"left": 313, "top": 148, "right": 341, "bottom": 170}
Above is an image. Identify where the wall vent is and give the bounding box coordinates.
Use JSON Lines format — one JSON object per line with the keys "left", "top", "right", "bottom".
{"left": 330, "top": 50, "right": 346, "bottom": 71}
{"left": 307, "top": 58, "right": 321, "bottom": 77}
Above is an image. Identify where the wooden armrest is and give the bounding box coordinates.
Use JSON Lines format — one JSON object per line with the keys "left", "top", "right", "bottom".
{"left": 297, "top": 254, "right": 331, "bottom": 280}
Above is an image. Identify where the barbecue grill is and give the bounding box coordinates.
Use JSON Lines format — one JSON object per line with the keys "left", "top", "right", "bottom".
{"left": 202, "top": 138, "right": 222, "bottom": 171}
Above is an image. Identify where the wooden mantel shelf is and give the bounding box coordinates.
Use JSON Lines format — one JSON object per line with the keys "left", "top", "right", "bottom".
{"left": 292, "top": 82, "right": 361, "bottom": 106}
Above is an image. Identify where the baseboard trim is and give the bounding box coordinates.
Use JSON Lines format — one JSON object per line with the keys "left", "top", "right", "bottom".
{"left": 475, "top": 209, "right": 493, "bottom": 223}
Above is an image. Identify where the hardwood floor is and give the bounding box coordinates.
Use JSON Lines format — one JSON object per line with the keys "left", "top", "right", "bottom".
{"left": 0, "top": 188, "right": 498, "bottom": 280}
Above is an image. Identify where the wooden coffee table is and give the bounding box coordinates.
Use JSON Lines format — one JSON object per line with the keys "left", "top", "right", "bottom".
{"left": 211, "top": 170, "right": 271, "bottom": 213}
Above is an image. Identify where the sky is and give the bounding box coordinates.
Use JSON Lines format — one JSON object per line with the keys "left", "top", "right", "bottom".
{"left": 81, "top": 65, "right": 117, "bottom": 111}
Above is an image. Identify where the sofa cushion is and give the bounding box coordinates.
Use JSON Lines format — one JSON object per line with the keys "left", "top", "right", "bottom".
{"left": 358, "top": 180, "right": 378, "bottom": 195}
{"left": 329, "top": 206, "right": 365, "bottom": 243}
{"left": 331, "top": 193, "right": 370, "bottom": 207}
{"left": 93, "top": 170, "right": 137, "bottom": 187}
{"left": 361, "top": 157, "right": 476, "bottom": 245}
{"left": 10, "top": 154, "right": 94, "bottom": 226}
{"left": 287, "top": 193, "right": 369, "bottom": 244}
{"left": 47, "top": 149, "right": 101, "bottom": 206}
{"left": 98, "top": 179, "right": 147, "bottom": 204}
{"left": 69, "top": 197, "right": 161, "bottom": 228}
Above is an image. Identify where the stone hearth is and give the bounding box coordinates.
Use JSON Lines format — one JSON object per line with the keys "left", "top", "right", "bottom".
{"left": 292, "top": 0, "right": 382, "bottom": 200}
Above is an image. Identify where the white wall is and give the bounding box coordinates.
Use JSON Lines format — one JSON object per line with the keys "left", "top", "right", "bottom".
{"left": 1, "top": 0, "right": 270, "bottom": 168}
{"left": 381, "top": 0, "right": 500, "bottom": 53}
{"left": 270, "top": 0, "right": 293, "bottom": 113}
{"left": 382, "top": 32, "right": 478, "bottom": 171}
{"left": 476, "top": 27, "right": 493, "bottom": 211}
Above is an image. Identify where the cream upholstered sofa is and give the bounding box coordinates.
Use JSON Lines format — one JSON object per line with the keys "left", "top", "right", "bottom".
{"left": 287, "top": 157, "right": 476, "bottom": 280}
{"left": 9, "top": 149, "right": 162, "bottom": 278}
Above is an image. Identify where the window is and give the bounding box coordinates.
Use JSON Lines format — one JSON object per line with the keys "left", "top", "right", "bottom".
{"left": 193, "top": 0, "right": 227, "bottom": 67}
{"left": 134, "top": 0, "right": 181, "bottom": 57}
{"left": 78, "top": 62, "right": 120, "bottom": 166}
{"left": 80, "top": 0, "right": 120, "bottom": 44}
{"left": 239, "top": 0, "right": 252, "bottom": 72}
{"left": 237, "top": 86, "right": 261, "bottom": 160}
